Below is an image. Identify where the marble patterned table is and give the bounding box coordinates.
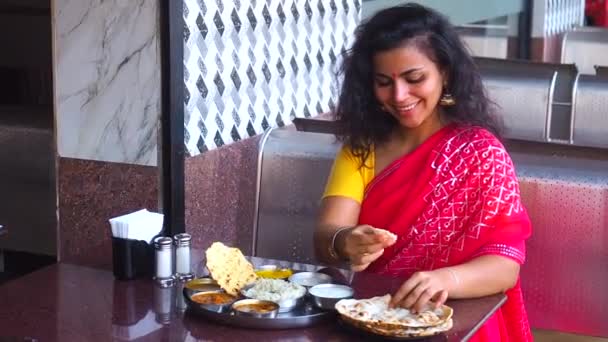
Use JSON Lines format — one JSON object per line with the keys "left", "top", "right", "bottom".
{"left": 0, "top": 258, "right": 506, "bottom": 341}
{"left": 0, "top": 225, "right": 5, "bottom": 272}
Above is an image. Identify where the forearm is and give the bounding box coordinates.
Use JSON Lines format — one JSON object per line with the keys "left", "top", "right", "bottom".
{"left": 314, "top": 224, "right": 342, "bottom": 265}
{"left": 442, "top": 255, "right": 520, "bottom": 299}
{"left": 314, "top": 197, "right": 360, "bottom": 266}
{"left": 316, "top": 223, "right": 361, "bottom": 268}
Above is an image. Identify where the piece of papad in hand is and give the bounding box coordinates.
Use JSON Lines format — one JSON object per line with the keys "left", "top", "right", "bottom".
{"left": 373, "top": 228, "right": 397, "bottom": 242}
{"left": 205, "top": 242, "right": 258, "bottom": 296}
{"left": 335, "top": 294, "right": 453, "bottom": 330}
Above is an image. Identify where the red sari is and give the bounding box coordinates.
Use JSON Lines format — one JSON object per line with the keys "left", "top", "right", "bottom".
{"left": 357, "top": 124, "right": 532, "bottom": 341}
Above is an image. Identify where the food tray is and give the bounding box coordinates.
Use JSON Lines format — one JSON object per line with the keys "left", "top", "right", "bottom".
{"left": 184, "top": 287, "right": 334, "bottom": 329}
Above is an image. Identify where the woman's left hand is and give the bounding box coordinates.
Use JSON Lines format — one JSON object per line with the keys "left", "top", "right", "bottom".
{"left": 389, "top": 269, "right": 454, "bottom": 312}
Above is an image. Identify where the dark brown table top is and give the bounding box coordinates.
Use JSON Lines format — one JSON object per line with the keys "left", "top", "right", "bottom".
{"left": 0, "top": 260, "right": 505, "bottom": 341}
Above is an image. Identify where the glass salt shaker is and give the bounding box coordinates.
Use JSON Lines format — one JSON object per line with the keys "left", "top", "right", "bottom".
{"left": 153, "top": 236, "right": 175, "bottom": 287}
{"left": 153, "top": 283, "right": 175, "bottom": 324}
{"left": 174, "top": 233, "right": 194, "bottom": 282}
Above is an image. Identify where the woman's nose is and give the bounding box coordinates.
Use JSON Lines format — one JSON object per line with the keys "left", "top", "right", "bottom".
{"left": 392, "top": 81, "right": 409, "bottom": 102}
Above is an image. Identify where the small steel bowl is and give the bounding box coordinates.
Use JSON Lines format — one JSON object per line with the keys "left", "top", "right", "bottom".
{"left": 184, "top": 277, "right": 221, "bottom": 292}
{"left": 232, "top": 299, "right": 280, "bottom": 318}
{"left": 189, "top": 290, "right": 238, "bottom": 313}
{"left": 256, "top": 264, "right": 279, "bottom": 271}
{"left": 254, "top": 265, "right": 293, "bottom": 279}
{"left": 288, "top": 272, "right": 333, "bottom": 288}
{"left": 274, "top": 293, "right": 306, "bottom": 313}
{"left": 309, "top": 284, "right": 354, "bottom": 310}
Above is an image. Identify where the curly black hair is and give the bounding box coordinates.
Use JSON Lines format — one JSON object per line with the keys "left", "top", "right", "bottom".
{"left": 335, "top": 3, "right": 501, "bottom": 165}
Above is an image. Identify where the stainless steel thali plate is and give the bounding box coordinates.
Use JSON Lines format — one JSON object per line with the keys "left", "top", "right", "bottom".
{"left": 184, "top": 287, "right": 334, "bottom": 329}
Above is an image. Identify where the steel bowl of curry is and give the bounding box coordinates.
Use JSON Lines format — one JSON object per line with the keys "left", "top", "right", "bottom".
{"left": 184, "top": 277, "right": 221, "bottom": 292}
{"left": 190, "top": 290, "right": 238, "bottom": 313}
{"left": 232, "top": 299, "right": 280, "bottom": 318}
{"left": 254, "top": 265, "right": 293, "bottom": 279}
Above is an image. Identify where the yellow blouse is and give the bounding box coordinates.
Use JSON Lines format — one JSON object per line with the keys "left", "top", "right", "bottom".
{"left": 322, "top": 147, "right": 375, "bottom": 204}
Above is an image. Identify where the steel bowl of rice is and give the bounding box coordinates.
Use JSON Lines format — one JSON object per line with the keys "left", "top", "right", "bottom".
{"left": 241, "top": 278, "right": 307, "bottom": 312}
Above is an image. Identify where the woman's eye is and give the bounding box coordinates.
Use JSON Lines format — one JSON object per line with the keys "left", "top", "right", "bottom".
{"left": 375, "top": 80, "right": 392, "bottom": 87}
{"left": 407, "top": 76, "right": 424, "bottom": 84}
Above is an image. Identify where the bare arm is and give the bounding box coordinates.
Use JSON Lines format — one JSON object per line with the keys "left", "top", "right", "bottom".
{"left": 314, "top": 196, "right": 396, "bottom": 269}
{"left": 314, "top": 196, "right": 361, "bottom": 265}
{"left": 446, "top": 254, "right": 520, "bottom": 298}
{"left": 392, "top": 254, "right": 521, "bottom": 311}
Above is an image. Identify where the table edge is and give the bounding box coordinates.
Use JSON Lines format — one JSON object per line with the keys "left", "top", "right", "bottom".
{"left": 461, "top": 293, "right": 507, "bottom": 342}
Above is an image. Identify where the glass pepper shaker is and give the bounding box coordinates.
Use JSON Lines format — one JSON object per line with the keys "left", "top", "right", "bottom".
{"left": 174, "top": 233, "right": 194, "bottom": 281}
{"left": 153, "top": 236, "right": 175, "bottom": 287}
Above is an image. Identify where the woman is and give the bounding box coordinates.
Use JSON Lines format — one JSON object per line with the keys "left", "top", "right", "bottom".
{"left": 314, "top": 4, "right": 532, "bottom": 341}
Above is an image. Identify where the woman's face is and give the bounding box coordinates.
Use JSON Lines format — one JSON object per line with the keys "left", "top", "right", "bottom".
{"left": 372, "top": 44, "right": 444, "bottom": 131}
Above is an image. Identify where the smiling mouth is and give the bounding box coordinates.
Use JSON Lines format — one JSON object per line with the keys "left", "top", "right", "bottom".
{"left": 395, "top": 101, "right": 419, "bottom": 112}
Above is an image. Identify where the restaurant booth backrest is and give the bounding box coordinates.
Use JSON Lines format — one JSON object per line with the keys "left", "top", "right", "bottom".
{"left": 253, "top": 127, "right": 339, "bottom": 264}
{"left": 474, "top": 57, "right": 578, "bottom": 144}
{"left": 571, "top": 74, "right": 608, "bottom": 148}
{"left": 252, "top": 62, "right": 608, "bottom": 338}
{"left": 561, "top": 27, "right": 608, "bottom": 75}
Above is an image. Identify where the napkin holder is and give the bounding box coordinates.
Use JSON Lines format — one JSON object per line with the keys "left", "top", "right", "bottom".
{"left": 112, "top": 237, "right": 156, "bottom": 280}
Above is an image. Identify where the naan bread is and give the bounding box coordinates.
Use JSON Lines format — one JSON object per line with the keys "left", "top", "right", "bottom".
{"left": 335, "top": 294, "right": 453, "bottom": 330}
{"left": 342, "top": 314, "right": 453, "bottom": 338}
{"left": 205, "top": 242, "right": 258, "bottom": 296}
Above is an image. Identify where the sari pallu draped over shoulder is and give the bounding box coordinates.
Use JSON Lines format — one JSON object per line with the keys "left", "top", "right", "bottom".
{"left": 357, "top": 124, "right": 533, "bottom": 342}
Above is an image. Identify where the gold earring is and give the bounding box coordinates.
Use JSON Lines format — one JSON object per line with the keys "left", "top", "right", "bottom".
{"left": 439, "top": 90, "right": 456, "bottom": 106}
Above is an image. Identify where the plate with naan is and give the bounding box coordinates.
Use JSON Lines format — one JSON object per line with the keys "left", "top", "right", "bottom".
{"left": 335, "top": 294, "right": 453, "bottom": 339}
{"left": 186, "top": 242, "right": 335, "bottom": 329}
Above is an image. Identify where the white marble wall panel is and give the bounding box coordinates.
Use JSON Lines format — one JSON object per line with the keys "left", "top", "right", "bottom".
{"left": 54, "top": 0, "right": 161, "bottom": 166}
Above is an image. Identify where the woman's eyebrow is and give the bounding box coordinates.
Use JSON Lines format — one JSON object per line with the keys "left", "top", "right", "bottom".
{"left": 375, "top": 67, "right": 425, "bottom": 79}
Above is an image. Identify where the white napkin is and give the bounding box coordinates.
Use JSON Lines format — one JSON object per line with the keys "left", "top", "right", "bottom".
{"left": 109, "top": 209, "right": 164, "bottom": 243}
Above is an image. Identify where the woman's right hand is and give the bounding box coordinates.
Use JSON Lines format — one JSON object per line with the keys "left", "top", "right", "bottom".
{"left": 336, "top": 225, "right": 397, "bottom": 272}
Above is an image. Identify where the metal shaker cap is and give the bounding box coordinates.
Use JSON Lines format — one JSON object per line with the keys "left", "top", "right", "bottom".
{"left": 154, "top": 236, "right": 173, "bottom": 250}
{"left": 173, "top": 233, "right": 192, "bottom": 247}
